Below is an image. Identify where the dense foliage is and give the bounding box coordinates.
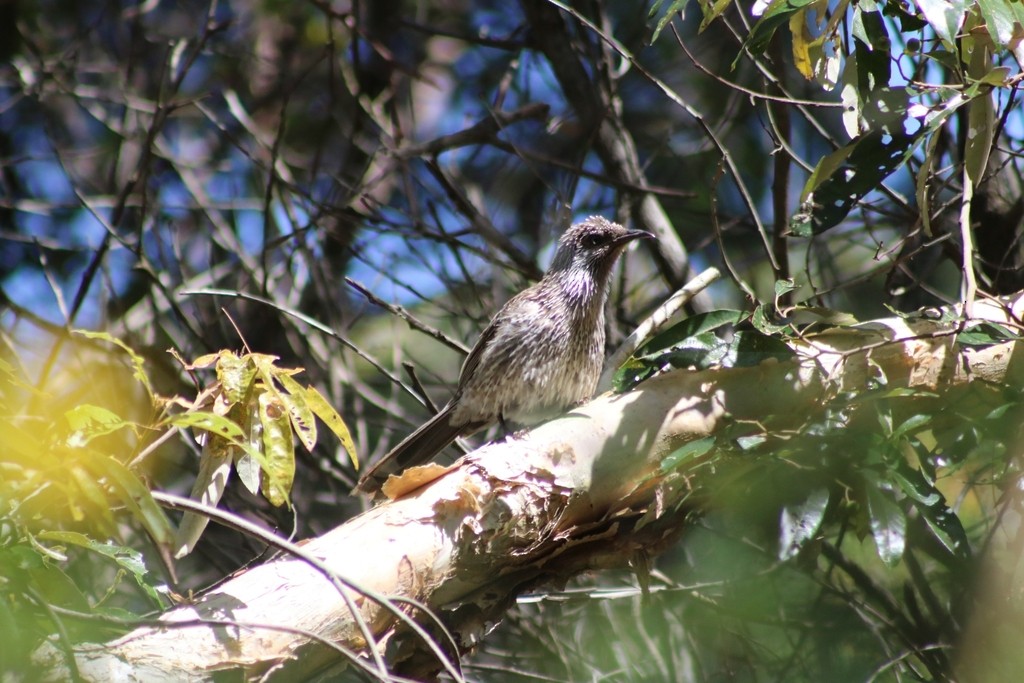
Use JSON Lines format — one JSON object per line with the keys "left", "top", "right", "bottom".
{"left": 2, "top": 0, "right": 1023, "bottom": 679}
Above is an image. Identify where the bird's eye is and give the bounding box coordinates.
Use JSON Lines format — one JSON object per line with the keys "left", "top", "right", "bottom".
{"left": 581, "top": 233, "right": 608, "bottom": 248}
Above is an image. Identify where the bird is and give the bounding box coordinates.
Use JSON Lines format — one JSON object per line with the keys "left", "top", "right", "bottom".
{"left": 356, "top": 216, "right": 655, "bottom": 494}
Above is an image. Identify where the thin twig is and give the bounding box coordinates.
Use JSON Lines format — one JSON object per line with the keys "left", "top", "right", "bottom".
{"left": 346, "top": 277, "right": 470, "bottom": 355}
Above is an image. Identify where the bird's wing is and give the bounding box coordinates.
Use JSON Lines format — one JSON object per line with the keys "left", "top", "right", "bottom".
{"left": 457, "top": 291, "right": 550, "bottom": 389}
{"left": 456, "top": 309, "right": 503, "bottom": 390}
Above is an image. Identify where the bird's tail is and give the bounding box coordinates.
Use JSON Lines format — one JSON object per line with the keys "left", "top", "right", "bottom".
{"left": 355, "top": 403, "right": 479, "bottom": 495}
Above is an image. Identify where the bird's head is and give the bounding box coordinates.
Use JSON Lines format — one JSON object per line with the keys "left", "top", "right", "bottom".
{"left": 549, "top": 216, "right": 655, "bottom": 280}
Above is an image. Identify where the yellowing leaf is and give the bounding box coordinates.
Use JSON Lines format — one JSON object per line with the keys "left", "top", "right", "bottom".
{"left": 216, "top": 352, "right": 254, "bottom": 404}
{"left": 790, "top": 9, "right": 814, "bottom": 79}
{"left": 302, "top": 384, "right": 359, "bottom": 469}
{"left": 187, "top": 352, "right": 223, "bottom": 369}
{"left": 258, "top": 391, "right": 294, "bottom": 508}
{"left": 276, "top": 373, "right": 317, "bottom": 452}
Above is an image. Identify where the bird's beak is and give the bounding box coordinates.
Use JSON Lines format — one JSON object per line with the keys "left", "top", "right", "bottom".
{"left": 614, "top": 229, "right": 656, "bottom": 247}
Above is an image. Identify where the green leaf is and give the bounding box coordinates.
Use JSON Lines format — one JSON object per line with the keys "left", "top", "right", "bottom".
{"left": 774, "top": 278, "right": 799, "bottom": 298}
{"left": 36, "top": 531, "right": 160, "bottom": 602}
{"left": 912, "top": 0, "right": 968, "bottom": 49}
{"left": 69, "top": 465, "right": 118, "bottom": 533}
{"left": 638, "top": 309, "right": 746, "bottom": 356}
{"left": 649, "top": 0, "right": 688, "bottom": 41}
{"left": 866, "top": 487, "right": 906, "bottom": 566}
{"left": 82, "top": 456, "right": 174, "bottom": 547}
{"left": 751, "top": 304, "right": 793, "bottom": 335}
{"left": 796, "top": 130, "right": 917, "bottom": 234}
{"left": 165, "top": 411, "right": 247, "bottom": 441}
{"left": 64, "top": 404, "right": 134, "bottom": 447}
{"left": 920, "top": 502, "right": 971, "bottom": 559}
{"left": 976, "top": 0, "right": 1024, "bottom": 51}
{"left": 893, "top": 462, "right": 970, "bottom": 558}
{"left": 957, "top": 321, "right": 1019, "bottom": 346}
{"left": 779, "top": 488, "right": 830, "bottom": 560}
{"left": 75, "top": 330, "right": 154, "bottom": 398}
{"left": 727, "top": 330, "right": 796, "bottom": 368}
{"left": 985, "top": 402, "right": 1013, "bottom": 420}
{"left": 20, "top": 554, "right": 92, "bottom": 610}
{"left": 0, "top": 543, "right": 46, "bottom": 573}
{"left": 0, "top": 593, "right": 27, "bottom": 672}
{"left": 658, "top": 332, "right": 729, "bottom": 370}
{"left": 964, "top": 34, "right": 995, "bottom": 184}
{"left": 891, "top": 413, "right": 932, "bottom": 440}
{"left": 797, "top": 87, "right": 973, "bottom": 233}
{"left": 660, "top": 437, "right": 715, "bottom": 473}
{"left": 734, "top": 0, "right": 821, "bottom": 69}
{"left": 736, "top": 434, "right": 768, "bottom": 450}
{"left": 612, "top": 356, "right": 660, "bottom": 393}
{"left": 891, "top": 464, "right": 941, "bottom": 506}
{"left": 698, "top": 0, "right": 734, "bottom": 32}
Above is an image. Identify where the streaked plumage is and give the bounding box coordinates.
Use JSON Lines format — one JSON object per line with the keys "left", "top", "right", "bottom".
{"left": 356, "top": 216, "right": 654, "bottom": 494}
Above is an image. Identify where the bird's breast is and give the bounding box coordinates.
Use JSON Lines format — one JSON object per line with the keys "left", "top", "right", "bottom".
{"left": 452, "top": 291, "right": 606, "bottom": 426}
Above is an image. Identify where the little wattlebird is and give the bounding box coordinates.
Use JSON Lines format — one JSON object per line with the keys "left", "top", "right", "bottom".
{"left": 356, "top": 216, "right": 655, "bottom": 494}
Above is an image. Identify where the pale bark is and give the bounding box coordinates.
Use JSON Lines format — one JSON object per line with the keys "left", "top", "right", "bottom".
{"left": 29, "top": 296, "right": 1024, "bottom": 681}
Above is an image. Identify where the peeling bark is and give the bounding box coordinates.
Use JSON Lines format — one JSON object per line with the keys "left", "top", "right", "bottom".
{"left": 29, "top": 296, "right": 1024, "bottom": 681}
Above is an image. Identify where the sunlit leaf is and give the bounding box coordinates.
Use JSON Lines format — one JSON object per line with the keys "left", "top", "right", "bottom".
{"left": 698, "top": 0, "right": 733, "bottom": 32}
{"left": 638, "top": 309, "right": 746, "bottom": 356}
{"left": 892, "top": 413, "right": 932, "bottom": 440}
{"left": 258, "top": 390, "right": 294, "bottom": 507}
{"left": 912, "top": 0, "right": 968, "bottom": 49}
{"left": 779, "top": 488, "right": 830, "bottom": 560}
{"left": 276, "top": 373, "right": 317, "bottom": 453}
{"left": 957, "top": 321, "right": 1020, "bottom": 346}
{"left": 36, "top": 531, "right": 159, "bottom": 602}
{"left": 866, "top": 487, "right": 906, "bottom": 565}
{"left": 660, "top": 437, "right": 716, "bottom": 473}
{"left": 75, "top": 330, "right": 154, "bottom": 398}
{"left": 302, "top": 383, "right": 358, "bottom": 469}
{"left": 238, "top": 399, "right": 263, "bottom": 496}
{"left": 648, "top": 0, "right": 688, "bottom": 41}
{"left": 790, "top": 9, "right": 814, "bottom": 79}
{"left": 751, "top": 304, "right": 793, "bottom": 335}
{"left": 796, "top": 83, "right": 978, "bottom": 233}
{"left": 796, "top": 130, "right": 916, "bottom": 234}
{"left": 612, "top": 357, "right": 660, "bottom": 393}
{"left": 173, "top": 448, "right": 233, "bottom": 559}
{"left": 64, "top": 404, "right": 134, "bottom": 447}
{"left": 216, "top": 351, "right": 256, "bottom": 404}
{"left": 964, "top": 27, "right": 995, "bottom": 184}
{"left": 735, "top": 0, "right": 821, "bottom": 68}
{"left": 165, "top": 411, "right": 246, "bottom": 442}
{"left": 82, "top": 456, "right": 174, "bottom": 547}
{"left": 976, "top": 0, "right": 1024, "bottom": 51}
